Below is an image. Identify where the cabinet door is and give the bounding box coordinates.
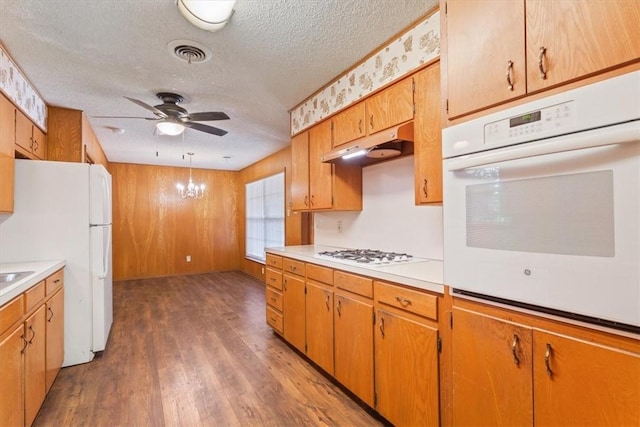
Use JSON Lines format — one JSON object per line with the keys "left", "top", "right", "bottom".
{"left": 0, "top": 94, "right": 15, "bottom": 213}
{"left": 0, "top": 324, "right": 24, "bottom": 427}
{"left": 375, "top": 309, "right": 439, "bottom": 426}
{"left": 366, "top": 76, "right": 414, "bottom": 133}
{"left": 334, "top": 293, "right": 374, "bottom": 406}
{"left": 15, "top": 108, "right": 33, "bottom": 153}
{"left": 413, "top": 62, "right": 442, "bottom": 204}
{"left": 283, "top": 274, "right": 305, "bottom": 352}
{"left": 452, "top": 308, "right": 533, "bottom": 426}
{"left": 533, "top": 330, "right": 640, "bottom": 426}
{"left": 332, "top": 102, "right": 366, "bottom": 147}
{"left": 526, "top": 0, "right": 640, "bottom": 93}
{"left": 45, "top": 289, "right": 65, "bottom": 393}
{"left": 25, "top": 305, "right": 46, "bottom": 427}
{"left": 290, "top": 131, "right": 310, "bottom": 211}
{"left": 305, "top": 282, "right": 334, "bottom": 375}
{"left": 32, "top": 125, "right": 47, "bottom": 160}
{"left": 447, "top": 0, "right": 526, "bottom": 118}
{"left": 308, "top": 121, "right": 333, "bottom": 210}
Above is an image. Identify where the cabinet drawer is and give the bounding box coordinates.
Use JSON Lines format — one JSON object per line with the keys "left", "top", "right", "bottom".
{"left": 0, "top": 294, "right": 24, "bottom": 336}
{"left": 265, "top": 269, "right": 283, "bottom": 291}
{"left": 25, "top": 281, "right": 45, "bottom": 313}
{"left": 283, "top": 258, "right": 305, "bottom": 277}
{"left": 307, "top": 263, "right": 333, "bottom": 286}
{"left": 334, "top": 270, "right": 373, "bottom": 298}
{"left": 45, "top": 269, "right": 64, "bottom": 296}
{"left": 375, "top": 281, "right": 438, "bottom": 320}
{"left": 266, "top": 254, "right": 283, "bottom": 269}
{"left": 266, "top": 306, "right": 284, "bottom": 334}
{"left": 266, "top": 287, "right": 283, "bottom": 312}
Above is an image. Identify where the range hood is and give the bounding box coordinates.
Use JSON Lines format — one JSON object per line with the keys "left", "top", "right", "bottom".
{"left": 321, "top": 121, "right": 414, "bottom": 166}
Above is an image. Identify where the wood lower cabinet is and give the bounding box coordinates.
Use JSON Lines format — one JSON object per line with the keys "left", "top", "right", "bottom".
{"left": 45, "top": 288, "right": 64, "bottom": 393}
{"left": 452, "top": 304, "right": 640, "bottom": 426}
{"left": 24, "top": 305, "right": 46, "bottom": 427}
{"left": 305, "top": 264, "right": 334, "bottom": 375}
{"left": 334, "top": 290, "right": 374, "bottom": 407}
{"left": 0, "top": 93, "right": 16, "bottom": 213}
{"left": 282, "top": 259, "right": 306, "bottom": 352}
{"left": 15, "top": 108, "right": 47, "bottom": 160}
{"left": 0, "top": 322, "right": 24, "bottom": 426}
{"left": 265, "top": 254, "right": 284, "bottom": 334}
{"left": 413, "top": 61, "right": 442, "bottom": 204}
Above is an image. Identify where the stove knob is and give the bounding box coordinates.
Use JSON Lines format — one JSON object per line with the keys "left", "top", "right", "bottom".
{"left": 382, "top": 257, "right": 389, "bottom": 263}
{"left": 400, "top": 255, "right": 408, "bottom": 261}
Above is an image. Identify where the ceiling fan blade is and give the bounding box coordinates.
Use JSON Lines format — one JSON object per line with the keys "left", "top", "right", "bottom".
{"left": 184, "top": 121, "right": 228, "bottom": 136}
{"left": 188, "top": 111, "right": 230, "bottom": 122}
{"left": 92, "top": 115, "right": 158, "bottom": 120}
{"left": 124, "top": 96, "right": 168, "bottom": 119}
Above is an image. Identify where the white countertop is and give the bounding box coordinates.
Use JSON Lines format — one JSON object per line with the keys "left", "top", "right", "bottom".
{"left": 0, "top": 260, "right": 66, "bottom": 306}
{"left": 266, "top": 245, "right": 444, "bottom": 294}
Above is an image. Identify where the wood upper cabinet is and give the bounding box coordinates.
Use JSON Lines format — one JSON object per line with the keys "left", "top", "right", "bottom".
{"left": 452, "top": 307, "right": 533, "bottom": 426}
{"left": 446, "top": 0, "right": 526, "bottom": 118}
{"left": 283, "top": 272, "right": 306, "bottom": 353}
{"left": 332, "top": 102, "right": 366, "bottom": 147}
{"left": 413, "top": 62, "right": 442, "bottom": 204}
{"left": 305, "top": 281, "right": 334, "bottom": 375}
{"left": 290, "top": 122, "right": 362, "bottom": 212}
{"left": 45, "top": 288, "right": 64, "bottom": 393}
{"left": 15, "top": 108, "right": 47, "bottom": 160}
{"left": 0, "top": 93, "right": 16, "bottom": 213}
{"left": 290, "top": 131, "right": 310, "bottom": 210}
{"left": 334, "top": 291, "right": 374, "bottom": 407}
{"left": 532, "top": 330, "right": 640, "bottom": 426}
{"left": 24, "top": 305, "right": 47, "bottom": 427}
{"left": 446, "top": 0, "right": 640, "bottom": 118}
{"left": 308, "top": 121, "right": 333, "bottom": 210}
{"left": 525, "top": 1, "right": 640, "bottom": 94}
{"left": 366, "top": 76, "right": 414, "bottom": 134}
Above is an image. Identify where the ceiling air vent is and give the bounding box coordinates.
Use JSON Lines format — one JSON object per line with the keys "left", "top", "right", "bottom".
{"left": 167, "top": 39, "right": 212, "bottom": 64}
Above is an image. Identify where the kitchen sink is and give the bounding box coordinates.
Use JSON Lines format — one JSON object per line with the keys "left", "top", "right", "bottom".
{"left": 0, "top": 271, "right": 34, "bottom": 291}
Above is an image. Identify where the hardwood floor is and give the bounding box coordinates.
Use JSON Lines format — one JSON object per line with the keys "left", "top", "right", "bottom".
{"left": 34, "top": 272, "right": 383, "bottom": 426}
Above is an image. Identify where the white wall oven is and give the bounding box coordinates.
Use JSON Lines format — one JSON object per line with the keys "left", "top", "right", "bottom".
{"left": 443, "top": 71, "right": 639, "bottom": 333}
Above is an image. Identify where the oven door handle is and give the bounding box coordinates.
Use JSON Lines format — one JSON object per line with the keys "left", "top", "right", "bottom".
{"left": 447, "top": 120, "right": 639, "bottom": 171}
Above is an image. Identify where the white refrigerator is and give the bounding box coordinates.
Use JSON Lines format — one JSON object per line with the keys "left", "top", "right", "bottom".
{"left": 0, "top": 159, "right": 113, "bottom": 367}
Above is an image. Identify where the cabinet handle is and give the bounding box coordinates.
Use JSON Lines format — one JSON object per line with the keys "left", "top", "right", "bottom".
{"left": 370, "top": 114, "right": 374, "bottom": 130}
{"left": 283, "top": 279, "right": 287, "bottom": 291}
{"left": 309, "top": 195, "right": 315, "bottom": 207}
{"left": 54, "top": 278, "right": 61, "bottom": 284}
{"left": 28, "top": 325, "right": 36, "bottom": 344}
{"left": 511, "top": 334, "right": 520, "bottom": 365}
{"left": 506, "top": 60, "right": 515, "bottom": 91}
{"left": 422, "top": 178, "right": 428, "bottom": 198}
{"left": 33, "top": 139, "right": 39, "bottom": 151}
{"left": 270, "top": 296, "right": 277, "bottom": 302}
{"left": 269, "top": 277, "right": 276, "bottom": 282}
{"left": 20, "top": 334, "right": 28, "bottom": 354}
{"left": 48, "top": 307, "right": 54, "bottom": 322}
{"left": 538, "top": 46, "right": 547, "bottom": 80}
{"left": 336, "top": 299, "right": 342, "bottom": 317}
{"left": 290, "top": 265, "right": 297, "bottom": 272}
{"left": 395, "top": 296, "right": 411, "bottom": 307}
{"left": 325, "top": 294, "right": 330, "bottom": 311}
{"left": 379, "top": 316, "right": 385, "bottom": 337}
{"left": 544, "top": 343, "right": 553, "bottom": 377}
{"left": 29, "top": 136, "right": 34, "bottom": 149}
{"left": 358, "top": 119, "right": 362, "bottom": 134}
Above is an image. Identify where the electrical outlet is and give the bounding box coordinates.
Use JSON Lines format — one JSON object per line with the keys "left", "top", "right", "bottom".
{"left": 186, "top": 255, "right": 191, "bottom": 262}
{"left": 337, "top": 220, "right": 343, "bottom": 233}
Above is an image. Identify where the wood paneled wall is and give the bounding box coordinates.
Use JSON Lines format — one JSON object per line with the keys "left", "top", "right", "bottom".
{"left": 238, "top": 147, "right": 311, "bottom": 281}
{"left": 111, "top": 162, "right": 240, "bottom": 280}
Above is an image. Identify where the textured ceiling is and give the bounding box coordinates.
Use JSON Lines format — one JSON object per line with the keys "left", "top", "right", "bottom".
{"left": 0, "top": 0, "right": 438, "bottom": 170}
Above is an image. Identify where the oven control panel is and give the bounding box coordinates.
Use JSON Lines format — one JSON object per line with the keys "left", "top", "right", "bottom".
{"left": 484, "top": 100, "right": 576, "bottom": 146}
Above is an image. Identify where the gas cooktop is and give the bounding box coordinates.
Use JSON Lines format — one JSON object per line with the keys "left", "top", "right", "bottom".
{"left": 316, "top": 249, "right": 418, "bottom": 266}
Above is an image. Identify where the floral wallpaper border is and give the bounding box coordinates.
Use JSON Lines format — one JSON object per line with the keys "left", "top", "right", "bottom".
{"left": 290, "top": 11, "right": 440, "bottom": 136}
{"left": 0, "top": 45, "right": 47, "bottom": 131}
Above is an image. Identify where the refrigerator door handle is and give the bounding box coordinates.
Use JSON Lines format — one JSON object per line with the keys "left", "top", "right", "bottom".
{"left": 98, "top": 227, "right": 111, "bottom": 279}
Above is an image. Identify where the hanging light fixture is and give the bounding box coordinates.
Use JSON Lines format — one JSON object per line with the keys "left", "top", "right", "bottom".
{"left": 176, "top": 153, "right": 205, "bottom": 199}
{"left": 177, "top": 0, "right": 237, "bottom": 32}
{"left": 156, "top": 118, "right": 185, "bottom": 136}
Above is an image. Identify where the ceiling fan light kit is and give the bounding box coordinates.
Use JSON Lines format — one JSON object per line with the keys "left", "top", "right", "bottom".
{"left": 177, "top": 0, "right": 236, "bottom": 32}
{"left": 156, "top": 118, "right": 185, "bottom": 136}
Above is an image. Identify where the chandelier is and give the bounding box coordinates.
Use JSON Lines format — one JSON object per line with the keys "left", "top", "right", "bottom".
{"left": 176, "top": 153, "right": 205, "bottom": 199}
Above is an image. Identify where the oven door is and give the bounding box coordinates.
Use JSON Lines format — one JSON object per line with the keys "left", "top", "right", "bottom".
{"left": 443, "top": 122, "right": 639, "bottom": 329}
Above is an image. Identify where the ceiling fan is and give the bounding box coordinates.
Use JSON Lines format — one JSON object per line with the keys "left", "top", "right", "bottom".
{"left": 96, "top": 92, "right": 229, "bottom": 136}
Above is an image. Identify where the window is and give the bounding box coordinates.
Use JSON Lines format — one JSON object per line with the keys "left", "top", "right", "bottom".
{"left": 245, "top": 172, "right": 285, "bottom": 262}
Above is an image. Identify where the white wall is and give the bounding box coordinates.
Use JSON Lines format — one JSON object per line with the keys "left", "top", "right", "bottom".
{"left": 314, "top": 156, "right": 443, "bottom": 260}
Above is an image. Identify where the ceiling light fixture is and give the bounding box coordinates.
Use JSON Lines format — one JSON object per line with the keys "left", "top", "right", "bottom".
{"left": 156, "top": 118, "right": 185, "bottom": 136}
{"left": 177, "top": 0, "right": 237, "bottom": 32}
{"left": 177, "top": 153, "right": 205, "bottom": 199}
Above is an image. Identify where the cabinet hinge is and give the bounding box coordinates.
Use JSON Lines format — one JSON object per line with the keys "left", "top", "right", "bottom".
{"left": 331, "top": 121, "right": 334, "bottom": 131}
{"left": 304, "top": 285, "right": 307, "bottom": 295}
{"left": 374, "top": 392, "right": 377, "bottom": 407}
{"left": 444, "top": 1, "right": 447, "bottom": 15}
{"left": 446, "top": 99, "right": 449, "bottom": 114}
{"left": 372, "top": 312, "right": 376, "bottom": 325}
{"left": 305, "top": 343, "right": 308, "bottom": 353}
{"left": 450, "top": 312, "right": 453, "bottom": 329}
{"left": 437, "top": 337, "right": 442, "bottom": 353}
{"left": 412, "top": 79, "right": 416, "bottom": 93}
